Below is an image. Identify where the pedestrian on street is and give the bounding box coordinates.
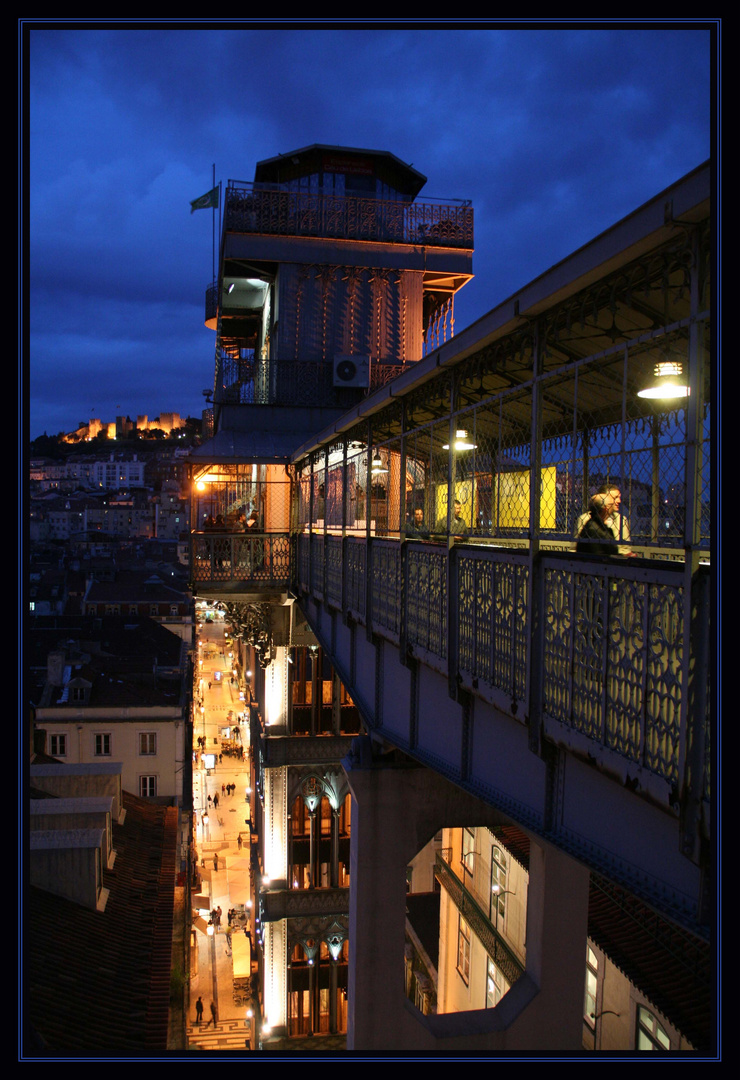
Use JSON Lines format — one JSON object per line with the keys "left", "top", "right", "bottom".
{"left": 214, "top": 793, "right": 219, "bottom": 808}
{"left": 237, "top": 834, "right": 243, "bottom": 850}
{"left": 195, "top": 996, "right": 204, "bottom": 1024}
{"left": 219, "top": 753, "right": 223, "bottom": 765}
{"left": 207, "top": 1000, "right": 217, "bottom": 1027}
{"left": 214, "top": 852, "right": 219, "bottom": 871}
{"left": 222, "top": 783, "right": 226, "bottom": 796}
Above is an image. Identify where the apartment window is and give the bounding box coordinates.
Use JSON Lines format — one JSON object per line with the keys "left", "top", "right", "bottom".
{"left": 584, "top": 946, "right": 599, "bottom": 1027}
{"left": 149, "top": 604, "right": 159, "bottom": 615}
{"left": 636, "top": 1006, "right": 671, "bottom": 1051}
{"left": 94, "top": 733, "right": 111, "bottom": 757}
{"left": 49, "top": 734, "right": 67, "bottom": 758}
{"left": 486, "top": 956, "right": 503, "bottom": 1008}
{"left": 105, "top": 605, "right": 120, "bottom": 615}
{"left": 140, "top": 775, "right": 157, "bottom": 798}
{"left": 490, "top": 844, "right": 507, "bottom": 921}
{"left": 139, "top": 732, "right": 157, "bottom": 756}
{"left": 457, "top": 915, "right": 471, "bottom": 984}
{"left": 461, "top": 827, "right": 475, "bottom": 877}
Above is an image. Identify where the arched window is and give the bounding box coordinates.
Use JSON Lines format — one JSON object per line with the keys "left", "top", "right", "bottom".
{"left": 636, "top": 1006, "right": 671, "bottom": 1050}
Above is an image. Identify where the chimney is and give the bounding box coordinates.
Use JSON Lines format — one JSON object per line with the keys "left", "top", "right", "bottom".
{"left": 47, "top": 649, "right": 66, "bottom": 687}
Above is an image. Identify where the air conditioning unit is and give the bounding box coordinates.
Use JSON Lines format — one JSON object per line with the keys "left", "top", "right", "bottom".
{"left": 333, "top": 354, "right": 370, "bottom": 388}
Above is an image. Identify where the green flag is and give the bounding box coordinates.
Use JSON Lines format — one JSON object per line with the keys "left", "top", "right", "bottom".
{"left": 190, "top": 186, "right": 219, "bottom": 214}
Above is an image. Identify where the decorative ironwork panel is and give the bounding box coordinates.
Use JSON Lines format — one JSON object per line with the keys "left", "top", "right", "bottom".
{"left": 297, "top": 533, "right": 310, "bottom": 591}
{"left": 326, "top": 536, "right": 343, "bottom": 608}
{"left": 191, "top": 534, "right": 292, "bottom": 587}
{"left": 458, "top": 552, "right": 529, "bottom": 702}
{"left": 571, "top": 573, "right": 610, "bottom": 742}
{"left": 542, "top": 560, "right": 684, "bottom": 785}
{"left": 345, "top": 538, "right": 366, "bottom": 622}
{"left": 604, "top": 578, "right": 646, "bottom": 762}
{"left": 543, "top": 566, "right": 574, "bottom": 722}
{"left": 370, "top": 541, "right": 401, "bottom": 641}
{"left": 644, "top": 583, "right": 683, "bottom": 784}
{"left": 224, "top": 184, "right": 473, "bottom": 248}
{"left": 406, "top": 547, "right": 447, "bottom": 658}
{"left": 311, "top": 534, "right": 325, "bottom": 599}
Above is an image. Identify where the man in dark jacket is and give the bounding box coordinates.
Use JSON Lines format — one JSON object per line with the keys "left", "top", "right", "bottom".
{"left": 575, "top": 493, "right": 620, "bottom": 556}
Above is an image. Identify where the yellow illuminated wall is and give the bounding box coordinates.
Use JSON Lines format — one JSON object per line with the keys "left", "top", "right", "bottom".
{"left": 434, "top": 479, "right": 473, "bottom": 530}
{"left": 434, "top": 469, "right": 556, "bottom": 530}
{"left": 494, "top": 466, "right": 556, "bottom": 529}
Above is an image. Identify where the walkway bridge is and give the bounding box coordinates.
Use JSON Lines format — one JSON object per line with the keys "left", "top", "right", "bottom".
{"left": 189, "top": 162, "right": 712, "bottom": 935}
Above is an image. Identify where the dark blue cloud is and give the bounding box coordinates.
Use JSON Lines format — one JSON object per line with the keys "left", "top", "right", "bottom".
{"left": 27, "top": 23, "right": 713, "bottom": 438}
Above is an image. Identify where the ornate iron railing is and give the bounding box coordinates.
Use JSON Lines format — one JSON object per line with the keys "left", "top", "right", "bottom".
{"left": 405, "top": 544, "right": 448, "bottom": 661}
{"left": 541, "top": 556, "right": 685, "bottom": 784}
{"left": 261, "top": 734, "right": 356, "bottom": 768}
{"left": 345, "top": 537, "right": 366, "bottom": 622}
{"left": 261, "top": 886, "right": 350, "bottom": 922}
{"left": 191, "top": 532, "right": 292, "bottom": 587}
{"left": 294, "top": 534, "right": 709, "bottom": 803}
{"left": 205, "top": 280, "right": 218, "bottom": 323}
{"left": 370, "top": 540, "right": 401, "bottom": 642}
{"left": 224, "top": 184, "right": 474, "bottom": 248}
{"left": 457, "top": 549, "right": 529, "bottom": 705}
{"left": 311, "top": 534, "right": 324, "bottom": 599}
{"left": 326, "top": 536, "right": 343, "bottom": 608}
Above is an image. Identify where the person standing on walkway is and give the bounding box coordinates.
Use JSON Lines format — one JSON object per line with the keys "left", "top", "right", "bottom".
{"left": 238, "top": 834, "right": 243, "bottom": 850}
{"left": 195, "top": 997, "right": 204, "bottom": 1024}
{"left": 214, "top": 852, "right": 219, "bottom": 871}
{"left": 207, "top": 1000, "right": 217, "bottom": 1027}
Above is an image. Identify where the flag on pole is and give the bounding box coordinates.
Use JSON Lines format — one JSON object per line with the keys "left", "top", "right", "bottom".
{"left": 190, "top": 186, "right": 219, "bottom": 214}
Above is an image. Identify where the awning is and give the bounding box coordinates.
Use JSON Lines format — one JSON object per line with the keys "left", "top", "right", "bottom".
{"left": 193, "top": 915, "right": 210, "bottom": 936}
{"left": 232, "top": 931, "right": 251, "bottom": 978}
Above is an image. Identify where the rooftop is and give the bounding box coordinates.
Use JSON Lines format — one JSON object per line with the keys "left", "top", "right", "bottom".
{"left": 26, "top": 791, "right": 178, "bottom": 1054}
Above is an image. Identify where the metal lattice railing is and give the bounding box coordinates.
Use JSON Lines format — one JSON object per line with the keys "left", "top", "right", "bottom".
{"left": 541, "top": 557, "right": 684, "bottom": 783}
{"left": 224, "top": 184, "right": 474, "bottom": 248}
{"left": 191, "top": 533, "right": 292, "bottom": 587}
{"left": 294, "top": 535, "right": 709, "bottom": 800}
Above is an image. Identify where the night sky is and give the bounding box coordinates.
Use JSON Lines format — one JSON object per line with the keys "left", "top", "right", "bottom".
{"left": 25, "top": 22, "right": 714, "bottom": 440}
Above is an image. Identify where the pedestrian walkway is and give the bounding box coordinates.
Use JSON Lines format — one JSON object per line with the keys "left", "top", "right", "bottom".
{"left": 188, "top": 617, "right": 256, "bottom": 1051}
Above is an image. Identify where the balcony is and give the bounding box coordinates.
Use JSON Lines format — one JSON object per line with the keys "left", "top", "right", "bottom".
{"left": 224, "top": 183, "right": 473, "bottom": 249}
{"left": 260, "top": 885, "right": 350, "bottom": 922}
{"left": 259, "top": 733, "right": 357, "bottom": 768}
{"left": 191, "top": 532, "right": 292, "bottom": 591}
{"left": 435, "top": 849, "right": 524, "bottom": 989}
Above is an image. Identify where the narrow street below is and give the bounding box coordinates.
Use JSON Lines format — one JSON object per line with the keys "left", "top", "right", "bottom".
{"left": 187, "top": 613, "right": 256, "bottom": 1051}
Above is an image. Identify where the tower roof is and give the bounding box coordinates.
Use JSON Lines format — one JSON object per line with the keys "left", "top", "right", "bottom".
{"left": 254, "top": 144, "right": 428, "bottom": 199}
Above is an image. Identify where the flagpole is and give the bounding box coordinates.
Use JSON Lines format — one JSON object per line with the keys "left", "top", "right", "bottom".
{"left": 212, "top": 163, "right": 216, "bottom": 284}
